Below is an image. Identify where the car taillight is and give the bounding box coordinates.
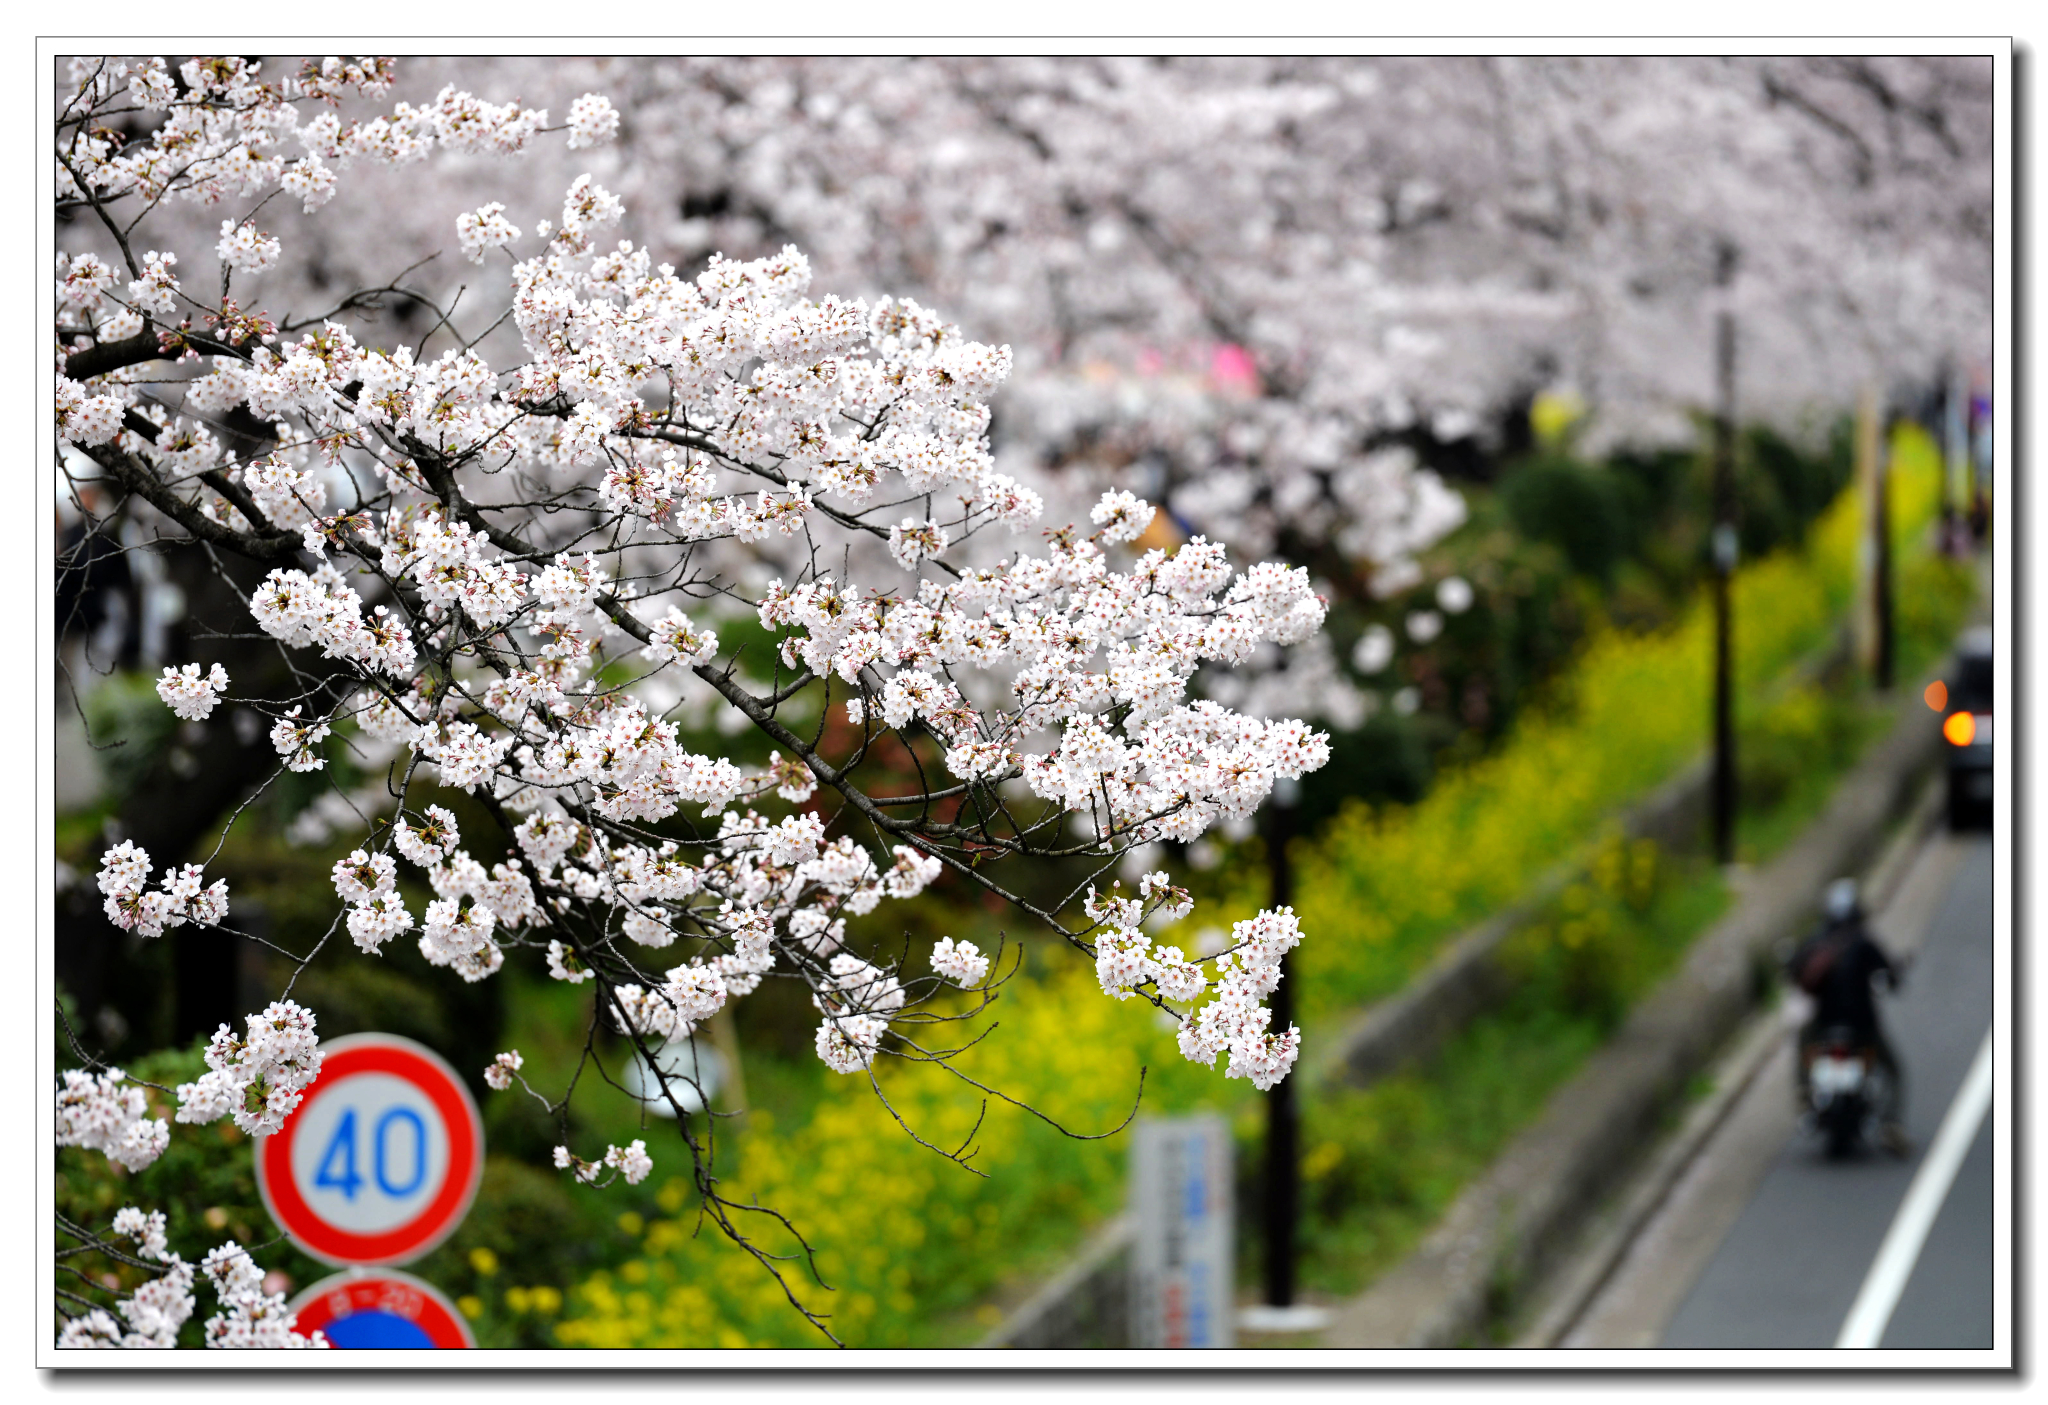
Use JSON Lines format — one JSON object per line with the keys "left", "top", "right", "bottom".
{"left": 1945, "top": 712, "right": 1992, "bottom": 746}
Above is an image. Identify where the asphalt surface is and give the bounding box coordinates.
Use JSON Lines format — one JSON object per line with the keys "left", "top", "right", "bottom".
{"left": 1655, "top": 833, "right": 1996, "bottom": 1349}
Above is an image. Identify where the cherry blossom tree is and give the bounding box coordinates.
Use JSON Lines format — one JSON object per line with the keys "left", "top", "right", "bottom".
{"left": 107, "top": 55, "right": 1989, "bottom": 570}
{"left": 214, "top": 54, "right": 1985, "bottom": 706}
{"left": 52, "top": 56, "right": 1334, "bottom": 1346}
{"left": 52, "top": 53, "right": 1992, "bottom": 1347}
{"left": 1420, "top": 55, "right": 1995, "bottom": 452}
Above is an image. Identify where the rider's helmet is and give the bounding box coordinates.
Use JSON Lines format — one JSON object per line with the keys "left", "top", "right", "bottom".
{"left": 1824, "top": 877, "right": 1859, "bottom": 922}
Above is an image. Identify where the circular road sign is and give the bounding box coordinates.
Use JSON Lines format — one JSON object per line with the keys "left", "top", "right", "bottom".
{"left": 256, "top": 1032, "right": 484, "bottom": 1267}
{"left": 288, "top": 1267, "right": 476, "bottom": 1348}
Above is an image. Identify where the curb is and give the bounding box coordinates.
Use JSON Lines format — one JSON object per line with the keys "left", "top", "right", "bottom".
{"left": 1319, "top": 665, "right": 1951, "bottom": 1349}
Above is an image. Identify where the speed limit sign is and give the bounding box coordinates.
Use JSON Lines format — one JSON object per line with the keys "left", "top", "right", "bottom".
{"left": 288, "top": 1267, "right": 476, "bottom": 1348}
{"left": 256, "top": 1032, "right": 484, "bottom": 1267}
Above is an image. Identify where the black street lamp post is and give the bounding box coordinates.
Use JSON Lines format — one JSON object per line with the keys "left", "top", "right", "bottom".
{"left": 1261, "top": 779, "right": 1300, "bottom": 1312}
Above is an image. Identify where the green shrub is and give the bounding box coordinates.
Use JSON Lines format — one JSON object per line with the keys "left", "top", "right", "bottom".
{"left": 1738, "top": 685, "right": 1858, "bottom": 814}
{"left": 1497, "top": 454, "right": 1640, "bottom": 583}
{"left": 1742, "top": 421, "right": 1855, "bottom": 557}
{"left": 79, "top": 672, "right": 177, "bottom": 803}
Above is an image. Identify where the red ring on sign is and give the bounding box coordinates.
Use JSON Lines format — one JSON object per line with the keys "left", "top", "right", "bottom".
{"left": 287, "top": 1268, "right": 477, "bottom": 1348}
{"left": 256, "top": 1036, "right": 482, "bottom": 1266}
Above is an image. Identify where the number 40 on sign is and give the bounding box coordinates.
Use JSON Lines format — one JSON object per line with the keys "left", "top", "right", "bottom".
{"left": 256, "top": 1032, "right": 484, "bottom": 1270}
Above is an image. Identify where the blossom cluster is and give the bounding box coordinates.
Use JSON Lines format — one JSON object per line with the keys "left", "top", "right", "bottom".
{"left": 929, "top": 937, "right": 990, "bottom": 987}
{"left": 329, "top": 845, "right": 410, "bottom": 953}
{"left": 55, "top": 1069, "right": 169, "bottom": 1173}
{"left": 1172, "top": 907, "right": 1307, "bottom": 1091}
{"left": 552, "top": 1139, "right": 653, "bottom": 1186}
{"left": 95, "top": 841, "right": 229, "bottom": 939}
{"left": 56, "top": 56, "right": 595, "bottom": 220}
{"left": 756, "top": 514, "right": 1331, "bottom": 846}
{"left": 54, "top": 373, "right": 127, "bottom": 446}
{"left": 173, "top": 1001, "right": 323, "bottom": 1137}
{"left": 330, "top": 804, "right": 540, "bottom": 982}
{"left": 198, "top": 1243, "right": 327, "bottom": 1348}
{"left": 155, "top": 662, "right": 230, "bottom": 721}
{"left": 606, "top": 1139, "right": 653, "bottom": 1184}
{"left": 57, "top": 1237, "right": 192, "bottom": 1350}
{"left": 483, "top": 1049, "right": 524, "bottom": 1091}
{"left": 612, "top": 963, "right": 727, "bottom": 1044}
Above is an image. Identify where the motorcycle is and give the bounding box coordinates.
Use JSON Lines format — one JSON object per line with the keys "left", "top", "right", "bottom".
{"left": 1800, "top": 1026, "right": 1898, "bottom": 1157}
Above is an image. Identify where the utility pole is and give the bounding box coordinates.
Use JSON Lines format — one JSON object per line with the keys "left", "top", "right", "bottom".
{"left": 1710, "top": 242, "right": 1738, "bottom": 868}
{"left": 1238, "top": 775, "right": 1329, "bottom": 1334}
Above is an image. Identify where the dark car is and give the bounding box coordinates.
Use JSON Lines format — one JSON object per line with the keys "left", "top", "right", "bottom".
{"left": 1943, "top": 626, "right": 1994, "bottom": 830}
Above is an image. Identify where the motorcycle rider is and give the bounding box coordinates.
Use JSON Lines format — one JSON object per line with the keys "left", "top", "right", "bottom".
{"left": 1786, "top": 878, "right": 1910, "bottom": 1155}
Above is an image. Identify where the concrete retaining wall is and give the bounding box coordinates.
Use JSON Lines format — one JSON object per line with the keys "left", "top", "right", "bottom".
{"left": 978, "top": 1214, "right": 1133, "bottom": 1348}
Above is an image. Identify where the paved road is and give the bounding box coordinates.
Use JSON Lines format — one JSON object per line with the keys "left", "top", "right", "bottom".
{"left": 1562, "top": 831, "right": 1996, "bottom": 1350}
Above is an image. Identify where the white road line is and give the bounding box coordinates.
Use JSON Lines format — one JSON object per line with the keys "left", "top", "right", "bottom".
{"left": 1834, "top": 1027, "right": 1994, "bottom": 1348}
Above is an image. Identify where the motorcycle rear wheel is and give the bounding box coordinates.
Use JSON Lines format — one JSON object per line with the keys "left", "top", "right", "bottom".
{"left": 1823, "top": 1098, "right": 1865, "bottom": 1157}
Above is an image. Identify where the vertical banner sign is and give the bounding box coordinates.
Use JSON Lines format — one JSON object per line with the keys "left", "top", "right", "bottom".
{"left": 1130, "top": 1114, "right": 1234, "bottom": 1348}
{"left": 256, "top": 1032, "right": 484, "bottom": 1272}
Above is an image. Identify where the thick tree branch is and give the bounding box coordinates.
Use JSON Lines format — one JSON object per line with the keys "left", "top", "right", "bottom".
{"left": 75, "top": 441, "right": 301, "bottom": 562}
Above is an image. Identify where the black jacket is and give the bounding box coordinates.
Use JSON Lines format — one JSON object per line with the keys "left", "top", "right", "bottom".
{"left": 1787, "top": 916, "right": 1896, "bottom": 1039}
